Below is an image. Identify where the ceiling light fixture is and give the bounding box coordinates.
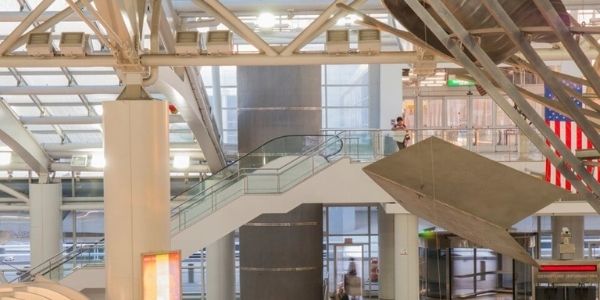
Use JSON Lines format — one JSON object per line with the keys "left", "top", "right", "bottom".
{"left": 256, "top": 12, "right": 276, "bottom": 29}
{"left": 173, "top": 155, "right": 190, "bottom": 170}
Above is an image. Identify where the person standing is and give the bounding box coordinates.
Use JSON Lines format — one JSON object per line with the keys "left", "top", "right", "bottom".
{"left": 392, "top": 116, "right": 410, "bottom": 150}
{"left": 344, "top": 258, "right": 362, "bottom": 300}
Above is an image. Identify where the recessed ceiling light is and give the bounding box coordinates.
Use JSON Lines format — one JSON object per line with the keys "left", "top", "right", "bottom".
{"left": 257, "top": 12, "right": 276, "bottom": 29}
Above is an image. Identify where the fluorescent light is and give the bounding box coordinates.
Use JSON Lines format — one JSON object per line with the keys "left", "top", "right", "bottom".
{"left": 90, "top": 154, "right": 105, "bottom": 168}
{"left": 256, "top": 12, "right": 276, "bottom": 29}
{"left": 0, "top": 152, "right": 11, "bottom": 166}
{"left": 173, "top": 155, "right": 190, "bottom": 170}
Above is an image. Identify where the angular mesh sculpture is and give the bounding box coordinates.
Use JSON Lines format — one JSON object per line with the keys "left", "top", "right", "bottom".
{"left": 363, "top": 137, "right": 569, "bottom": 265}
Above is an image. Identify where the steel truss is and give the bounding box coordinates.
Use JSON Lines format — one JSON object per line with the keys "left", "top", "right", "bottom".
{"left": 400, "top": 0, "right": 600, "bottom": 211}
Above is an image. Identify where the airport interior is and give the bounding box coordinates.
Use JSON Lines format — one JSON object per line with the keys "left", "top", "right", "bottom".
{"left": 6, "top": 0, "right": 600, "bottom": 299}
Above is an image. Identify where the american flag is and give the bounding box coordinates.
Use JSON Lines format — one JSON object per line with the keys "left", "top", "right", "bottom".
{"left": 544, "top": 82, "right": 594, "bottom": 191}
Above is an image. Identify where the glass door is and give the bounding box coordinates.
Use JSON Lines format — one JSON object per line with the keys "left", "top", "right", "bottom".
{"left": 446, "top": 98, "right": 469, "bottom": 149}
{"left": 334, "top": 244, "right": 365, "bottom": 300}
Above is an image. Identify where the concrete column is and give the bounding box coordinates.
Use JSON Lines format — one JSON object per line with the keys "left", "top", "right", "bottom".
{"left": 551, "top": 216, "right": 584, "bottom": 259}
{"left": 206, "top": 232, "right": 235, "bottom": 300}
{"left": 394, "top": 214, "right": 419, "bottom": 300}
{"left": 103, "top": 100, "right": 171, "bottom": 300}
{"left": 378, "top": 206, "right": 395, "bottom": 300}
{"left": 29, "top": 183, "right": 62, "bottom": 268}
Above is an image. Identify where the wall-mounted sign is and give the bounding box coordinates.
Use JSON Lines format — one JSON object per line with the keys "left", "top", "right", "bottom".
{"left": 142, "top": 250, "right": 181, "bottom": 300}
{"left": 447, "top": 78, "right": 475, "bottom": 87}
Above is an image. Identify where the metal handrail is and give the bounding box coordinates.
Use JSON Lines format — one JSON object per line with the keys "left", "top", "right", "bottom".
{"left": 170, "top": 134, "right": 343, "bottom": 215}
{"left": 15, "top": 134, "right": 345, "bottom": 283}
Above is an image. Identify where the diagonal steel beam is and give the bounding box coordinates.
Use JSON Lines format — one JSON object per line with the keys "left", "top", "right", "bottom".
{"left": 0, "top": 100, "right": 50, "bottom": 176}
{"left": 0, "top": 0, "right": 54, "bottom": 55}
{"left": 280, "top": 0, "right": 344, "bottom": 56}
{"left": 533, "top": 0, "right": 600, "bottom": 107}
{"left": 193, "top": 0, "right": 278, "bottom": 56}
{"left": 404, "top": 0, "right": 600, "bottom": 207}
{"left": 481, "top": 0, "right": 600, "bottom": 154}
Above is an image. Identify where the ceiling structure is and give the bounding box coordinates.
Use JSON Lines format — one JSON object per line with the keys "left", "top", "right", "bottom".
{"left": 0, "top": 0, "right": 599, "bottom": 183}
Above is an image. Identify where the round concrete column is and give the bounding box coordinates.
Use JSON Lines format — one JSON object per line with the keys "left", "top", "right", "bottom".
{"left": 378, "top": 206, "right": 395, "bottom": 300}
{"left": 394, "top": 213, "right": 419, "bottom": 300}
{"left": 206, "top": 232, "right": 235, "bottom": 300}
{"left": 103, "top": 100, "right": 171, "bottom": 300}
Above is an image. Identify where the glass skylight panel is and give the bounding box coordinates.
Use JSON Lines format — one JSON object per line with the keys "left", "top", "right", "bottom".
{"left": 45, "top": 106, "right": 88, "bottom": 116}
{"left": 85, "top": 94, "right": 118, "bottom": 103}
{"left": 68, "top": 67, "right": 115, "bottom": 72}
{"left": 0, "top": 2, "right": 21, "bottom": 11}
{"left": 0, "top": 23, "right": 20, "bottom": 35}
{"left": 65, "top": 132, "right": 103, "bottom": 144}
{"left": 0, "top": 95, "right": 33, "bottom": 104}
{"left": 53, "top": 22, "right": 95, "bottom": 34}
{"left": 0, "top": 76, "right": 18, "bottom": 86}
{"left": 72, "top": 74, "right": 120, "bottom": 85}
{"left": 46, "top": 0, "right": 68, "bottom": 11}
{"left": 33, "top": 133, "right": 62, "bottom": 144}
{"left": 15, "top": 67, "right": 62, "bottom": 72}
{"left": 92, "top": 105, "right": 103, "bottom": 115}
{"left": 60, "top": 124, "right": 101, "bottom": 131}
{"left": 25, "top": 124, "right": 55, "bottom": 131}
{"left": 11, "top": 106, "right": 42, "bottom": 116}
{"left": 36, "top": 95, "right": 82, "bottom": 103}
{"left": 22, "top": 75, "right": 68, "bottom": 86}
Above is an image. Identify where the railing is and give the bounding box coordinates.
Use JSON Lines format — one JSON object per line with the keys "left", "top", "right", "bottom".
{"left": 10, "top": 128, "right": 542, "bottom": 283}
{"left": 10, "top": 134, "right": 344, "bottom": 283}
{"left": 324, "top": 127, "right": 542, "bottom": 162}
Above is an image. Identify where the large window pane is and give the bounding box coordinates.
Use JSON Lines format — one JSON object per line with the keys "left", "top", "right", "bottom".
{"left": 222, "top": 88, "right": 237, "bottom": 108}
{"left": 325, "top": 65, "right": 368, "bottom": 85}
{"left": 421, "top": 99, "right": 443, "bottom": 128}
{"left": 326, "top": 108, "right": 369, "bottom": 129}
{"left": 403, "top": 99, "right": 415, "bottom": 128}
{"left": 326, "top": 86, "right": 369, "bottom": 107}
{"left": 496, "top": 100, "right": 515, "bottom": 127}
{"left": 222, "top": 109, "right": 237, "bottom": 130}
{"left": 220, "top": 66, "right": 237, "bottom": 86}
{"left": 446, "top": 99, "right": 468, "bottom": 128}
{"left": 472, "top": 98, "right": 493, "bottom": 127}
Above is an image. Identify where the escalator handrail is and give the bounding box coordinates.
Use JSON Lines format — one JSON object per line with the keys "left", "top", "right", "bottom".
{"left": 170, "top": 134, "right": 344, "bottom": 214}
{"left": 16, "top": 133, "right": 346, "bottom": 283}
{"left": 169, "top": 134, "right": 342, "bottom": 202}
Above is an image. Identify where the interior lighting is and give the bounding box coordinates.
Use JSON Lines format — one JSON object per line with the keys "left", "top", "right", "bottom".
{"left": 0, "top": 152, "right": 11, "bottom": 166}
{"left": 90, "top": 153, "right": 105, "bottom": 168}
{"left": 256, "top": 12, "right": 276, "bottom": 29}
{"left": 336, "top": 14, "right": 361, "bottom": 26}
{"left": 173, "top": 155, "right": 190, "bottom": 170}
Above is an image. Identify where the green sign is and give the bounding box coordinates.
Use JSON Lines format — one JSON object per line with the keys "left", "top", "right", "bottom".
{"left": 447, "top": 78, "right": 475, "bottom": 87}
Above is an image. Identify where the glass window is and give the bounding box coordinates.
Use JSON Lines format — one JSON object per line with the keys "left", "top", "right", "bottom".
{"left": 222, "top": 109, "right": 237, "bottom": 130}
{"left": 326, "top": 108, "right": 369, "bottom": 129}
{"left": 403, "top": 99, "right": 415, "bottom": 129}
{"left": 221, "top": 88, "right": 237, "bottom": 108}
{"left": 421, "top": 99, "right": 443, "bottom": 128}
{"left": 446, "top": 99, "right": 468, "bottom": 128}
{"left": 220, "top": 66, "right": 237, "bottom": 86}
{"left": 472, "top": 98, "right": 493, "bottom": 127}
{"left": 327, "top": 207, "right": 369, "bottom": 235}
{"left": 326, "top": 86, "right": 369, "bottom": 107}
{"left": 325, "top": 65, "right": 368, "bottom": 85}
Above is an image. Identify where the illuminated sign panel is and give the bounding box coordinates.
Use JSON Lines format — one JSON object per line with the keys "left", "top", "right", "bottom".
{"left": 142, "top": 251, "right": 181, "bottom": 300}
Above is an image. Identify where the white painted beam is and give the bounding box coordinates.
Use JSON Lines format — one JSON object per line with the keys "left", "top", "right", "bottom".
{"left": 0, "top": 101, "right": 51, "bottom": 175}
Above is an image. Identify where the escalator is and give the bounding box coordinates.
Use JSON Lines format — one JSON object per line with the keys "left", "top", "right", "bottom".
{"left": 11, "top": 134, "right": 345, "bottom": 283}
